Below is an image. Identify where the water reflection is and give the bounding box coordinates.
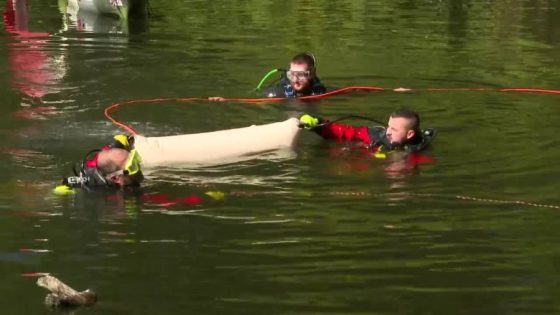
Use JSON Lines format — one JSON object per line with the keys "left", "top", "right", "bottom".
{"left": 2, "top": 0, "right": 152, "bottom": 187}
{"left": 3, "top": 0, "right": 150, "bottom": 106}
{"left": 4, "top": 0, "right": 67, "bottom": 102}
{"left": 59, "top": 0, "right": 149, "bottom": 34}
{"left": 61, "top": 1, "right": 127, "bottom": 34}
{"left": 446, "top": 0, "right": 468, "bottom": 47}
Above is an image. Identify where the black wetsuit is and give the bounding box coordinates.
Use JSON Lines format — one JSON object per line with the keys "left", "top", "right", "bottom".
{"left": 262, "top": 76, "right": 326, "bottom": 98}
{"left": 317, "top": 122, "right": 436, "bottom": 153}
{"left": 368, "top": 126, "right": 435, "bottom": 153}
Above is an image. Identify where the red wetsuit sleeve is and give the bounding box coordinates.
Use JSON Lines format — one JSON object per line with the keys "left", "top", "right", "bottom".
{"left": 318, "top": 122, "right": 372, "bottom": 146}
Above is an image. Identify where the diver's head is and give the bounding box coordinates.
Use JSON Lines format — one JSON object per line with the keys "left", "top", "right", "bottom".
{"left": 287, "top": 52, "right": 316, "bottom": 92}
{"left": 97, "top": 148, "right": 143, "bottom": 187}
{"left": 385, "top": 109, "right": 421, "bottom": 146}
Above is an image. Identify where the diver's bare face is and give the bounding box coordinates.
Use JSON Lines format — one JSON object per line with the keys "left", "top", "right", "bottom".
{"left": 386, "top": 117, "right": 415, "bottom": 145}
{"left": 287, "top": 62, "right": 312, "bottom": 92}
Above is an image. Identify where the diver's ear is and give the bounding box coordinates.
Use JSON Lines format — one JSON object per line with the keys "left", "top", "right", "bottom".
{"left": 406, "top": 129, "right": 416, "bottom": 140}
{"left": 305, "top": 52, "right": 317, "bottom": 78}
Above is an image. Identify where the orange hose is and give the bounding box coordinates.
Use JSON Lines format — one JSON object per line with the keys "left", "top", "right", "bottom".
{"left": 103, "top": 85, "right": 560, "bottom": 135}
{"left": 103, "top": 87, "right": 385, "bottom": 134}
{"left": 498, "top": 88, "right": 560, "bottom": 94}
{"left": 104, "top": 97, "right": 205, "bottom": 135}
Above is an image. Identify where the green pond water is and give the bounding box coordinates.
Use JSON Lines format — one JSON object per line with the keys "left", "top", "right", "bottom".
{"left": 1, "top": 0, "right": 560, "bottom": 314}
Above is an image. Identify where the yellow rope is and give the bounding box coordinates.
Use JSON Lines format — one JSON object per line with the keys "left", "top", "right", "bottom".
{"left": 227, "top": 190, "right": 560, "bottom": 210}
{"left": 329, "top": 191, "right": 560, "bottom": 209}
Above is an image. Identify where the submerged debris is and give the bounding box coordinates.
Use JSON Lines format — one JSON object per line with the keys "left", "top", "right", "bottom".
{"left": 36, "top": 275, "right": 97, "bottom": 308}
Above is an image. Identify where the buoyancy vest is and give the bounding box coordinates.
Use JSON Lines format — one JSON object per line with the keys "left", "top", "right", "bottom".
{"left": 262, "top": 76, "right": 326, "bottom": 98}
{"left": 368, "top": 126, "right": 436, "bottom": 153}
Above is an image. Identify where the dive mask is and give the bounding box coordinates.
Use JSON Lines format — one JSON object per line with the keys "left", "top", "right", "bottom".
{"left": 286, "top": 70, "right": 311, "bottom": 81}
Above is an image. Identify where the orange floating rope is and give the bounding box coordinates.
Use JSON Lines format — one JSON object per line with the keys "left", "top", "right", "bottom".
{"left": 103, "top": 85, "right": 560, "bottom": 135}
{"left": 498, "top": 88, "right": 560, "bottom": 94}
{"left": 104, "top": 97, "right": 205, "bottom": 135}
{"left": 103, "top": 86, "right": 386, "bottom": 134}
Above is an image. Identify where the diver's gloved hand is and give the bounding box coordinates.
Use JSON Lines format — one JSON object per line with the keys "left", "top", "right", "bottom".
{"left": 298, "top": 114, "right": 323, "bottom": 130}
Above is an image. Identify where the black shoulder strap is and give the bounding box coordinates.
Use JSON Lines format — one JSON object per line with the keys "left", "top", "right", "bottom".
{"left": 311, "top": 78, "right": 327, "bottom": 94}
{"left": 404, "top": 128, "right": 436, "bottom": 152}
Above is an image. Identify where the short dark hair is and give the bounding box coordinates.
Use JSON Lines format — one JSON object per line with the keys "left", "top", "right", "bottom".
{"left": 291, "top": 52, "right": 315, "bottom": 69}
{"left": 390, "top": 109, "right": 420, "bottom": 131}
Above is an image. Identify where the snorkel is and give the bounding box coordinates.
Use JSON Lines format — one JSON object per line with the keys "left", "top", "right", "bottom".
{"left": 254, "top": 68, "right": 286, "bottom": 92}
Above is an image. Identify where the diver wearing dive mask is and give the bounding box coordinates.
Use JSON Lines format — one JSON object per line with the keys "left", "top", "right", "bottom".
{"left": 62, "top": 135, "right": 143, "bottom": 191}
{"left": 263, "top": 52, "right": 326, "bottom": 98}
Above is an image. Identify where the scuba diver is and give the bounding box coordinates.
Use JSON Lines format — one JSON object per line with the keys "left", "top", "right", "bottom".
{"left": 298, "top": 109, "right": 435, "bottom": 164}
{"left": 260, "top": 52, "right": 327, "bottom": 98}
{"left": 56, "top": 115, "right": 304, "bottom": 195}
{"left": 54, "top": 136, "right": 212, "bottom": 207}
{"left": 208, "top": 52, "right": 327, "bottom": 101}
{"left": 57, "top": 135, "right": 143, "bottom": 193}
{"left": 57, "top": 122, "right": 316, "bottom": 206}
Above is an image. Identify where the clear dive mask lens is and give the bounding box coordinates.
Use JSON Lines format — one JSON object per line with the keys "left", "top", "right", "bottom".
{"left": 286, "top": 70, "right": 311, "bottom": 81}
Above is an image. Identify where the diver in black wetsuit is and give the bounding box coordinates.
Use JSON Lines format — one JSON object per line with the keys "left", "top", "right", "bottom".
{"left": 54, "top": 135, "right": 214, "bottom": 208}
{"left": 261, "top": 52, "right": 326, "bottom": 98}
{"left": 207, "top": 52, "right": 327, "bottom": 101}
{"left": 59, "top": 135, "right": 144, "bottom": 193}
